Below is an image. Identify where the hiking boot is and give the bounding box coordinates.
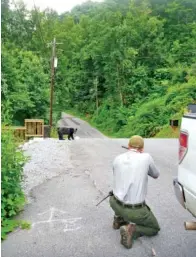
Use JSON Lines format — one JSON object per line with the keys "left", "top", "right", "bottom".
{"left": 113, "top": 216, "right": 127, "bottom": 230}
{"left": 120, "top": 223, "right": 136, "bottom": 249}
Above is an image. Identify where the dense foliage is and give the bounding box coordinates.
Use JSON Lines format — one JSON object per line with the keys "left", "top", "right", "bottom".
{"left": 56, "top": 0, "right": 196, "bottom": 137}
{"left": 1, "top": 0, "right": 50, "bottom": 125}
{"left": 1, "top": 127, "right": 27, "bottom": 239}
{"left": 2, "top": 0, "right": 196, "bottom": 134}
{"left": 1, "top": 107, "right": 28, "bottom": 239}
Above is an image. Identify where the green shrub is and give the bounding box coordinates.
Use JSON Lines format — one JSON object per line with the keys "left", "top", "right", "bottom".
{"left": 65, "top": 77, "right": 196, "bottom": 139}
{"left": 92, "top": 80, "right": 196, "bottom": 138}
{"left": 92, "top": 103, "right": 129, "bottom": 135}
{"left": 115, "top": 97, "right": 167, "bottom": 138}
{"left": 1, "top": 126, "right": 27, "bottom": 240}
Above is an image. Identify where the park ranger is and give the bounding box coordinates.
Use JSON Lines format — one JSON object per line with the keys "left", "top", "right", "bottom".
{"left": 109, "top": 135, "right": 160, "bottom": 249}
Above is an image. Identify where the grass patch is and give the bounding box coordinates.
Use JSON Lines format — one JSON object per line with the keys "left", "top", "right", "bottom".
{"left": 155, "top": 125, "right": 179, "bottom": 138}
{"left": 50, "top": 126, "right": 58, "bottom": 138}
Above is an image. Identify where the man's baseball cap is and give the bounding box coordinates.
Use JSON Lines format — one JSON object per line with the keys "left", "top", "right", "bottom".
{"left": 128, "top": 135, "right": 144, "bottom": 149}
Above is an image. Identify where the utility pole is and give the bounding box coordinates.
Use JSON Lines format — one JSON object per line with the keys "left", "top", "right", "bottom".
{"left": 49, "top": 38, "right": 56, "bottom": 128}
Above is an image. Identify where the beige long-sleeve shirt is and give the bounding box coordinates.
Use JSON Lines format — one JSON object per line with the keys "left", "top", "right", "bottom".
{"left": 112, "top": 149, "right": 160, "bottom": 205}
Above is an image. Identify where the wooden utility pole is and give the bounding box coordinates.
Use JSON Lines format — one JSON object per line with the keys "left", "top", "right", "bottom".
{"left": 49, "top": 38, "right": 56, "bottom": 128}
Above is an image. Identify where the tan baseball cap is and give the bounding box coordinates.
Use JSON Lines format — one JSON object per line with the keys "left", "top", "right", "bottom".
{"left": 128, "top": 135, "right": 144, "bottom": 149}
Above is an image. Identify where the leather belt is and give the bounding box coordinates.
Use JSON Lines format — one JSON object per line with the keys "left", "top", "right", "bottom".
{"left": 114, "top": 196, "right": 145, "bottom": 208}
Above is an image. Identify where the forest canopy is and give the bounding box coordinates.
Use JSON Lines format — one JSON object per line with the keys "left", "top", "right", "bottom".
{"left": 1, "top": 0, "right": 196, "bottom": 136}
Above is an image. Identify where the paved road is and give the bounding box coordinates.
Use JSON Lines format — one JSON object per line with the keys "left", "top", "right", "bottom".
{"left": 2, "top": 115, "right": 196, "bottom": 257}
{"left": 57, "top": 113, "right": 106, "bottom": 138}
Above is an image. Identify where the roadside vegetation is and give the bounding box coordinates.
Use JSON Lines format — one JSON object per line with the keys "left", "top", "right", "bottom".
{"left": 1, "top": 109, "right": 30, "bottom": 240}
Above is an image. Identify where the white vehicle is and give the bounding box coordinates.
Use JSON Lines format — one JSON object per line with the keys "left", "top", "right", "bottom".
{"left": 173, "top": 106, "right": 196, "bottom": 230}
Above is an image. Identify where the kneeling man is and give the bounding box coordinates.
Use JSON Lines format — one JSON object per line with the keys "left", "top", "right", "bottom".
{"left": 109, "top": 135, "right": 160, "bottom": 249}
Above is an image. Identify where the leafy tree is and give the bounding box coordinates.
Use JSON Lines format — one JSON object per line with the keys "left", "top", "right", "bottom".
{"left": 2, "top": 45, "right": 49, "bottom": 125}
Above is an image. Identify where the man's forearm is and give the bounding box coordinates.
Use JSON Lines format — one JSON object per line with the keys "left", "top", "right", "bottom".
{"left": 148, "top": 165, "right": 160, "bottom": 178}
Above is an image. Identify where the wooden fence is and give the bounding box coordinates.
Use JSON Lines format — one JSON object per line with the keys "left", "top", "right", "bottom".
{"left": 2, "top": 119, "right": 45, "bottom": 141}
{"left": 14, "top": 127, "right": 26, "bottom": 141}
{"left": 2, "top": 126, "right": 26, "bottom": 141}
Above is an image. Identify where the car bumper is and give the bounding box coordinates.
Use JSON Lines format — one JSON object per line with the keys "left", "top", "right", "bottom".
{"left": 173, "top": 178, "right": 186, "bottom": 208}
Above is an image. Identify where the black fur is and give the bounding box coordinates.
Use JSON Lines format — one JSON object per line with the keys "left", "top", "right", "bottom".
{"left": 57, "top": 127, "right": 77, "bottom": 140}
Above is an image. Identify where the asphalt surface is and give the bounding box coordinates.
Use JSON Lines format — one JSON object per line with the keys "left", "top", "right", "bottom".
{"left": 2, "top": 114, "right": 196, "bottom": 257}
{"left": 57, "top": 113, "right": 106, "bottom": 138}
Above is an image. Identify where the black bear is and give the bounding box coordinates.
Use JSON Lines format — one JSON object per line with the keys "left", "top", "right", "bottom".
{"left": 57, "top": 127, "right": 77, "bottom": 140}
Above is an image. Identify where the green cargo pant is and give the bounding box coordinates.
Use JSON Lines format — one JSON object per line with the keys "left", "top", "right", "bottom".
{"left": 109, "top": 196, "right": 160, "bottom": 239}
